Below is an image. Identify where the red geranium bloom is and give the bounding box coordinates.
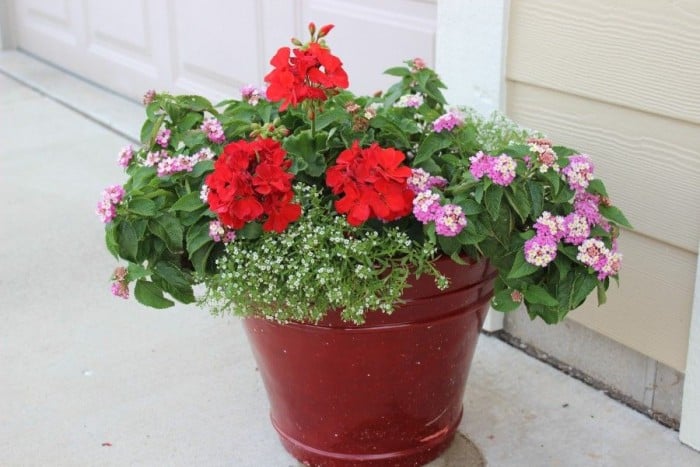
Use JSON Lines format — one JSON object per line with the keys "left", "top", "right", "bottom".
{"left": 205, "top": 138, "right": 301, "bottom": 233}
{"left": 264, "top": 30, "right": 348, "bottom": 110}
{"left": 326, "top": 141, "right": 414, "bottom": 226}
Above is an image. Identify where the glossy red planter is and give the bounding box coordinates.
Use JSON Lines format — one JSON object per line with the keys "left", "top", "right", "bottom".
{"left": 243, "top": 257, "right": 497, "bottom": 466}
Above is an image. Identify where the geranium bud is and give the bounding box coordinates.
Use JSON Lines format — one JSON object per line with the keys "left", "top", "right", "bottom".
{"left": 308, "top": 109, "right": 315, "bottom": 120}
{"left": 291, "top": 37, "right": 303, "bottom": 46}
{"left": 308, "top": 22, "right": 316, "bottom": 36}
{"left": 318, "top": 24, "right": 334, "bottom": 37}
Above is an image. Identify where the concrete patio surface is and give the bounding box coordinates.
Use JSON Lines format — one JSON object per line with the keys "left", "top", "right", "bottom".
{"left": 1, "top": 51, "right": 699, "bottom": 466}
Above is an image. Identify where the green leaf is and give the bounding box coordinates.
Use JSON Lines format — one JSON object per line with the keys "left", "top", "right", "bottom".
{"left": 117, "top": 221, "right": 139, "bottom": 262}
{"left": 504, "top": 186, "right": 530, "bottom": 224}
{"left": 283, "top": 130, "right": 328, "bottom": 177}
{"left": 134, "top": 279, "right": 174, "bottom": 309}
{"left": 182, "top": 130, "right": 207, "bottom": 148}
{"left": 190, "top": 160, "right": 214, "bottom": 178}
{"left": 597, "top": 281, "right": 607, "bottom": 306}
{"left": 140, "top": 119, "right": 155, "bottom": 145}
{"left": 461, "top": 199, "right": 483, "bottom": 215}
{"left": 437, "top": 234, "right": 461, "bottom": 256}
{"left": 170, "top": 191, "right": 205, "bottom": 212}
{"left": 105, "top": 223, "right": 119, "bottom": 258}
{"left": 178, "top": 112, "right": 203, "bottom": 131}
{"left": 570, "top": 274, "right": 599, "bottom": 309}
{"left": 484, "top": 185, "right": 504, "bottom": 221}
{"left": 527, "top": 180, "right": 544, "bottom": 218}
{"left": 384, "top": 66, "right": 411, "bottom": 77}
{"left": 149, "top": 214, "right": 183, "bottom": 252}
{"left": 190, "top": 242, "right": 216, "bottom": 275}
{"left": 127, "top": 263, "right": 150, "bottom": 281}
{"left": 128, "top": 166, "right": 157, "bottom": 191}
{"left": 524, "top": 284, "right": 559, "bottom": 307}
{"left": 186, "top": 221, "right": 213, "bottom": 256}
{"left": 507, "top": 249, "right": 539, "bottom": 279}
{"left": 587, "top": 179, "right": 608, "bottom": 197}
{"left": 492, "top": 289, "right": 522, "bottom": 312}
{"left": 314, "top": 108, "right": 348, "bottom": 132}
{"left": 415, "top": 133, "right": 452, "bottom": 165}
{"left": 128, "top": 198, "right": 157, "bottom": 217}
{"left": 542, "top": 169, "right": 561, "bottom": 195}
{"left": 474, "top": 184, "right": 484, "bottom": 204}
{"left": 239, "top": 222, "right": 262, "bottom": 240}
{"left": 599, "top": 205, "right": 633, "bottom": 229}
{"left": 177, "top": 95, "right": 214, "bottom": 112}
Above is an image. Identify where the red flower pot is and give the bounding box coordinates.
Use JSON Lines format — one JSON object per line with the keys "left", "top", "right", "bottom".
{"left": 243, "top": 256, "right": 496, "bottom": 466}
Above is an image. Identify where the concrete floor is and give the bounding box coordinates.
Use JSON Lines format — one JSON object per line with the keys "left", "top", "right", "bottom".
{"left": 1, "top": 51, "right": 699, "bottom": 466}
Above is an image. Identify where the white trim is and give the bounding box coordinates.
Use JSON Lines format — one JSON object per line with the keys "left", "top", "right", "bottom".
{"left": 680, "top": 242, "right": 700, "bottom": 450}
{"left": 435, "top": 0, "right": 510, "bottom": 331}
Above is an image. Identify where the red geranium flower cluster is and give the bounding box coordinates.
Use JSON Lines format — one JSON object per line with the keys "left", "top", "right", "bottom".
{"left": 205, "top": 138, "right": 301, "bottom": 234}
{"left": 264, "top": 25, "right": 349, "bottom": 111}
{"left": 326, "top": 141, "right": 414, "bottom": 226}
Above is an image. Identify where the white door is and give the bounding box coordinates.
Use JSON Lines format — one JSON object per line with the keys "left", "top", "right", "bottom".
{"left": 10, "top": 0, "right": 437, "bottom": 102}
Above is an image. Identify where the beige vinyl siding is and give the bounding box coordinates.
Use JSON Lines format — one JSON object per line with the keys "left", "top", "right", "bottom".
{"left": 506, "top": 0, "right": 700, "bottom": 372}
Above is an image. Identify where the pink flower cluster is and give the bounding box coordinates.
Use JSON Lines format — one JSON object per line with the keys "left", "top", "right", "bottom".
{"left": 117, "top": 145, "right": 133, "bottom": 168}
{"left": 241, "top": 84, "right": 266, "bottom": 105}
{"left": 96, "top": 185, "right": 125, "bottom": 223}
{"left": 110, "top": 266, "right": 129, "bottom": 299}
{"left": 201, "top": 117, "right": 225, "bottom": 144}
{"left": 432, "top": 110, "right": 464, "bottom": 133}
{"left": 208, "top": 220, "right": 236, "bottom": 243}
{"left": 143, "top": 148, "right": 215, "bottom": 177}
{"left": 524, "top": 196, "right": 620, "bottom": 279}
{"left": 562, "top": 154, "right": 594, "bottom": 193}
{"left": 395, "top": 94, "right": 424, "bottom": 109}
{"left": 468, "top": 151, "right": 517, "bottom": 186}
{"left": 156, "top": 129, "right": 171, "bottom": 148}
{"left": 411, "top": 57, "right": 426, "bottom": 72}
{"left": 407, "top": 168, "right": 466, "bottom": 237}
{"left": 527, "top": 137, "right": 558, "bottom": 173}
{"left": 577, "top": 238, "right": 622, "bottom": 280}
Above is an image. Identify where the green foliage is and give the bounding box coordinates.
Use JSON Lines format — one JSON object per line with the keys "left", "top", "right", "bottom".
{"left": 101, "top": 55, "right": 629, "bottom": 326}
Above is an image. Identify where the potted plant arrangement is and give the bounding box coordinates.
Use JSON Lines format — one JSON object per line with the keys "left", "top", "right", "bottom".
{"left": 97, "top": 23, "right": 630, "bottom": 466}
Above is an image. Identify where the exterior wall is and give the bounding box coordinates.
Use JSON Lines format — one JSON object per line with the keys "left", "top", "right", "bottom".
{"left": 505, "top": 0, "right": 700, "bottom": 373}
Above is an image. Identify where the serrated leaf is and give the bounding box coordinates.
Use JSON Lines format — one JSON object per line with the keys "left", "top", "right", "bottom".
{"left": 314, "top": 108, "right": 348, "bottom": 131}
{"left": 527, "top": 180, "right": 544, "bottom": 218}
{"left": 415, "top": 133, "right": 452, "bottom": 165}
{"left": 127, "top": 263, "right": 150, "bottom": 281}
{"left": 105, "top": 223, "right": 119, "bottom": 258}
{"left": 190, "top": 242, "right": 216, "bottom": 275}
{"left": 384, "top": 66, "right": 411, "bottom": 77}
{"left": 587, "top": 179, "right": 608, "bottom": 197}
{"left": 128, "top": 198, "right": 157, "bottom": 217}
{"left": 177, "top": 95, "right": 214, "bottom": 112}
{"left": 178, "top": 112, "right": 203, "bottom": 131}
{"left": 186, "top": 221, "right": 213, "bottom": 256}
{"left": 569, "top": 274, "right": 599, "bottom": 309}
{"left": 149, "top": 214, "right": 183, "bottom": 252}
{"left": 524, "top": 284, "right": 559, "bottom": 307}
{"left": 437, "top": 234, "right": 461, "bottom": 256}
{"left": 117, "top": 221, "right": 139, "bottom": 262}
{"left": 492, "top": 289, "right": 522, "bottom": 312}
{"left": 170, "top": 191, "right": 205, "bottom": 212}
{"left": 461, "top": 199, "right": 483, "bottom": 215}
{"left": 599, "top": 205, "right": 633, "bottom": 229}
{"left": 507, "top": 249, "right": 539, "bottom": 279}
{"left": 484, "top": 185, "right": 504, "bottom": 221}
{"left": 134, "top": 279, "right": 174, "bottom": 309}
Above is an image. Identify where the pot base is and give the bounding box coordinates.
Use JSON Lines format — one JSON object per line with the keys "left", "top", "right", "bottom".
{"left": 273, "top": 409, "right": 462, "bottom": 466}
